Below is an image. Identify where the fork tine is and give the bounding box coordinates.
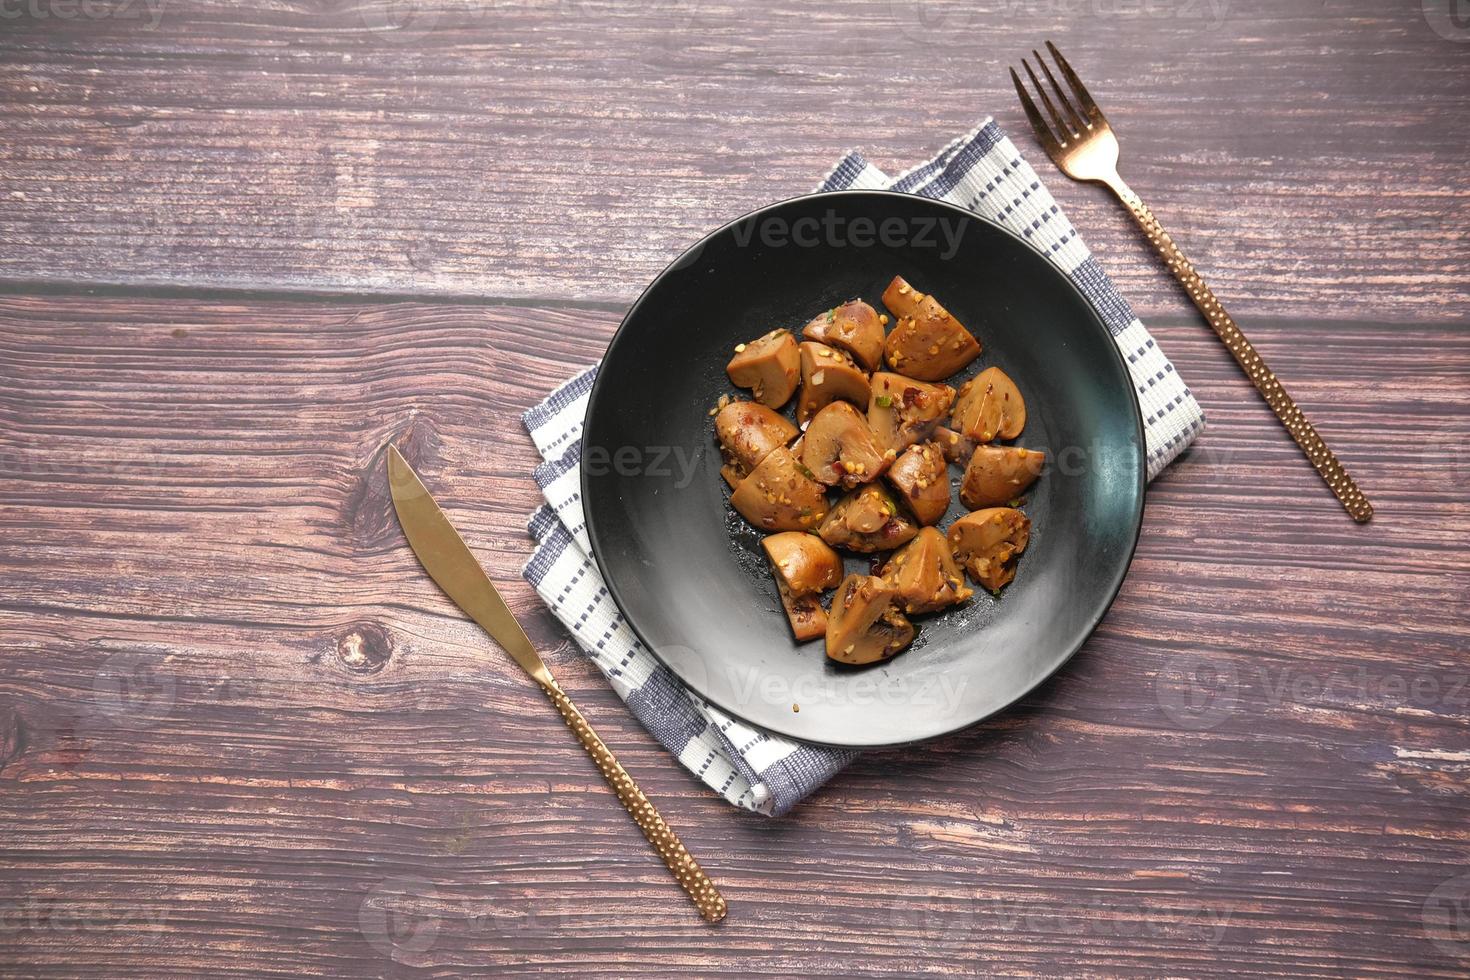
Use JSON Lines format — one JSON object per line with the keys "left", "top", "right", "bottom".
{"left": 1034, "top": 48, "right": 1088, "bottom": 133}
{"left": 1009, "top": 67, "right": 1061, "bottom": 154}
{"left": 1023, "top": 58, "right": 1075, "bottom": 142}
{"left": 1046, "top": 40, "right": 1106, "bottom": 125}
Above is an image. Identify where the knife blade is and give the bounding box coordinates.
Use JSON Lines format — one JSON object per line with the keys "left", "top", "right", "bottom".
{"left": 387, "top": 445, "right": 551, "bottom": 686}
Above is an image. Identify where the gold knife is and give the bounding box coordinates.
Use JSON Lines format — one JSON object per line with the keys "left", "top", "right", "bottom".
{"left": 386, "top": 445, "right": 727, "bottom": 923}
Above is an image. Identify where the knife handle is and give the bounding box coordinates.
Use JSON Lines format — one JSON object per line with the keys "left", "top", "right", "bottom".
{"left": 540, "top": 679, "right": 728, "bottom": 923}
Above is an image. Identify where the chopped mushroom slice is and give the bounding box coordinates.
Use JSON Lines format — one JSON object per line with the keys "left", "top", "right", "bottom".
{"left": 882, "top": 527, "right": 973, "bottom": 614}
{"left": 818, "top": 484, "right": 919, "bottom": 553}
{"left": 802, "top": 300, "right": 885, "bottom": 372}
{"left": 800, "top": 401, "right": 891, "bottom": 489}
{"left": 885, "top": 441, "right": 950, "bottom": 525}
{"left": 762, "top": 531, "right": 844, "bottom": 594}
{"left": 826, "top": 574, "right": 916, "bottom": 665}
{"left": 951, "top": 366, "right": 1026, "bottom": 443}
{"left": 933, "top": 425, "right": 979, "bottom": 466}
{"left": 776, "top": 590, "right": 827, "bottom": 642}
{"left": 715, "top": 401, "right": 798, "bottom": 486}
{"left": 867, "top": 372, "right": 956, "bottom": 454}
{"left": 762, "top": 532, "right": 843, "bottom": 641}
{"left": 880, "top": 276, "right": 982, "bottom": 380}
{"left": 947, "top": 507, "right": 1031, "bottom": 592}
{"left": 797, "top": 341, "right": 872, "bottom": 426}
{"left": 961, "top": 445, "right": 1045, "bottom": 509}
{"left": 726, "top": 329, "right": 800, "bottom": 408}
{"left": 841, "top": 484, "right": 893, "bottom": 534}
{"left": 729, "top": 446, "right": 829, "bottom": 532}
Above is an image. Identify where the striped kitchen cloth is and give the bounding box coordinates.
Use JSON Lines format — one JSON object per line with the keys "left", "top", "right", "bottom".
{"left": 522, "top": 117, "right": 1205, "bottom": 816}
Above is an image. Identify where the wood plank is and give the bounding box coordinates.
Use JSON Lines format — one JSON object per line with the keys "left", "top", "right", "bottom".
{"left": 0, "top": 0, "right": 1465, "bottom": 321}
{"left": 1, "top": 293, "right": 1466, "bottom": 977}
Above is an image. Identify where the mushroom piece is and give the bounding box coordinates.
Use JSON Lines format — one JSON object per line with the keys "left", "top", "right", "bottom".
{"left": 933, "top": 425, "right": 979, "bottom": 466}
{"left": 817, "top": 484, "right": 920, "bottom": 553}
{"left": 796, "top": 342, "right": 872, "bottom": 426}
{"left": 880, "top": 276, "right": 982, "bottom": 380}
{"left": 885, "top": 441, "right": 950, "bottom": 525}
{"left": 802, "top": 300, "right": 885, "bottom": 372}
{"left": 729, "top": 445, "right": 829, "bottom": 532}
{"left": 960, "top": 445, "right": 1045, "bottom": 510}
{"left": 867, "top": 372, "right": 956, "bottom": 454}
{"left": 726, "top": 329, "right": 800, "bottom": 409}
{"left": 762, "top": 532, "right": 843, "bottom": 641}
{"left": 839, "top": 484, "right": 893, "bottom": 534}
{"left": 715, "top": 400, "right": 798, "bottom": 489}
{"left": 951, "top": 366, "right": 1026, "bottom": 444}
{"left": 800, "top": 401, "right": 891, "bottom": 489}
{"left": 825, "top": 574, "right": 916, "bottom": 666}
{"left": 881, "top": 527, "right": 973, "bottom": 614}
{"left": 947, "top": 507, "right": 1031, "bottom": 592}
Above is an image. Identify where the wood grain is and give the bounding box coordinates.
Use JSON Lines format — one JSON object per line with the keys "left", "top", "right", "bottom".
{"left": 1, "top": 293, "right": 1467, "bottom": 978}
{"left": 2, "top": 2, "right": 1469, "bottom": 974}
{"left": 0, "top": 0, "right": 1466, "bottom": 322}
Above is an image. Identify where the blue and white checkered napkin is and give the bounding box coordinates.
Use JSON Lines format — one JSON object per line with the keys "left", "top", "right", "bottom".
{"left": 522, "top": 118, "right": 1205, "bottom": 816}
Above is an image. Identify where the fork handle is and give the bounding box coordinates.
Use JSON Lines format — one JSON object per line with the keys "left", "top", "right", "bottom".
{"left": 1105, "top": 177, "right": 1373, "bottom": 523}
{"left": 539, "top": 678, "right": 728, "bottom": 923}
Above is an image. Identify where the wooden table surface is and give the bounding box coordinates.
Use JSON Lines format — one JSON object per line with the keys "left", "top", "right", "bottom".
{"left": 2, "top": 2, "right": 1467, "bottom": 977}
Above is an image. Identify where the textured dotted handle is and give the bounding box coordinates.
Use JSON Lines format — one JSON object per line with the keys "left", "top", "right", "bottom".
{"left": 1112, "top": 180, "right": 1374, "bottom": 523}
{"left": 541, "top": 679, "right": 728, "bottom": 923}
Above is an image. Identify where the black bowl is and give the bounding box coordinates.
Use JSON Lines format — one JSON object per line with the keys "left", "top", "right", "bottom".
{"left": 581, "top": 191, "right": 1143, "bottom": 748}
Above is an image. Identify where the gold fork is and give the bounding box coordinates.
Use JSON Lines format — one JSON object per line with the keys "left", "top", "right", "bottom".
{"left": 1011, "top": 42, "right": 1373, "bottom": 523}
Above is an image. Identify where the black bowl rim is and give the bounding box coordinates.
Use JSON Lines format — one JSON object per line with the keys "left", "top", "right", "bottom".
{"left": 581, "top": 188, "right": 1147, "bottom": 748}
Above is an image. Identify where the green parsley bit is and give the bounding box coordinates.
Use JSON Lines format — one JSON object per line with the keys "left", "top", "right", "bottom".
{"left": 875, "top": 394, "right": 893, "bottom": 409}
